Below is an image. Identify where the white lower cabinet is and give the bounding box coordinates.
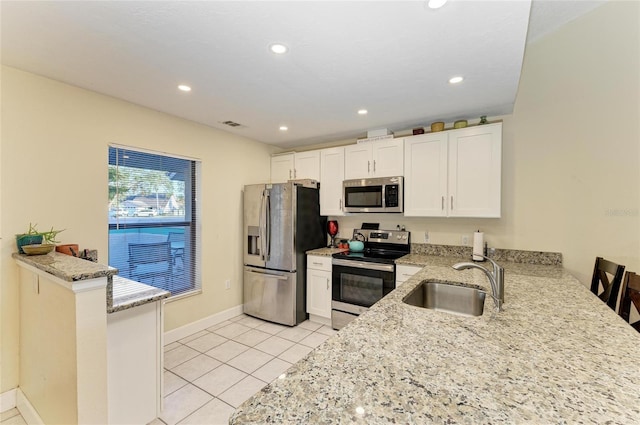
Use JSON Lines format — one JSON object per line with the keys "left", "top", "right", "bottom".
{"left": 306, "top": 255, "right": 332, "bottom": 325}
{"left": 108, "top": 301, "right": 163, "bottom": 425}
{"left": 396, "top": 264, "right": 422, "bottom": 287}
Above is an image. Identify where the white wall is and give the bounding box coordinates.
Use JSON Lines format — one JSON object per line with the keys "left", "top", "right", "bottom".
{"left": 328, "top": 1, "right": 640, "bottom": 285}
{"left": 0, "top": 66, "right": 279, "bottom": 393}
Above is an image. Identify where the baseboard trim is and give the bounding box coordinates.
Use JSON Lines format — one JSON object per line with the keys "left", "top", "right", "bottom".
{"left": 308, "top": 314, "right": 331, "bottom": 327}
{"left": 0, "top": 388, "right": 16, "bottom": 413}
{"left": 17, "top": 389, "right": 44, "bottom": 425}
{"left": 164, "top": 305, "right": 243, "bottom": 344}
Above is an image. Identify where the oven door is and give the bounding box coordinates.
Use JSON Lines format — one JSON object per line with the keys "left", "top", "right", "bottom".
{"left": 331, "top": 258, "right": 395, "bottom": 308}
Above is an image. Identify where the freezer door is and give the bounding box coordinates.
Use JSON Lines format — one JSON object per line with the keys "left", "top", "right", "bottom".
{"left": 265, "top": 183, "right": 296, "bottom": 271}
{"left": 243, "top": 184, "right": 266, "bottom": 268}
{"left": 243, "top": 267, "right": 297, "bottom": 326}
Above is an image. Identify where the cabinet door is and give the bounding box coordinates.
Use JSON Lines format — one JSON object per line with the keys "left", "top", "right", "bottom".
{"left": 372, "top": 138, "right": 404, "bottom": 177}
{"left": 271, "top": 153, "right": 294, "bottom": 183}
{"left": 448, "top": 124, "right": 502, "bottom": 218}
{"left": 306, "top": 268, "right": 332, "bottom": 319}
{"left": 294, "top": 151, "right": 320, "bottom": 181}
{"left": 320, "top": 147, "right": 345, "bottom": 216}
{"left": 344, "top": 143, "right": 373, "bottom": 179}
{"left": 404, "top": 134, "right": 448, "bottom": 217}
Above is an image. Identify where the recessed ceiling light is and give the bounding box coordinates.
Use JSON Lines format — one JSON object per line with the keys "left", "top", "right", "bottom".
{"left": 270, "top": 44, "right": 288, "bottom": 54}
{"left": 279, "top": 126, "right": 288, "bottom": 131}
{"left": 358, "top": 109, "right": 368, "bottom": 115}
{"left": 178, "top": 85, "right": 192, "bottom": 92}
{"left": 428, "top": 0, "right": 448, "bottom": 9}
{"left": 449, "top": 76, "right": 464, "bottom": 84}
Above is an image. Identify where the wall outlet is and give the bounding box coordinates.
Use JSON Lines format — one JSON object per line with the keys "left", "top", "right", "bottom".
{"left": 424, "top": 231, "right": 429, "bottom": 243}
{"left": 225, "top": 279, "right": 231, "bottom": 290}
{"left": 461, "top": 235, "right": 470, "bottom": 246}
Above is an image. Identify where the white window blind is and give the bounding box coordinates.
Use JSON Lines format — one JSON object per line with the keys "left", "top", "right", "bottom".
{"left": 108, "top": 146, "right": 201, "bottom": 297}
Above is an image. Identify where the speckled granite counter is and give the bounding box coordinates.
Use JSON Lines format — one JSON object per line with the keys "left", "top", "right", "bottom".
{"left": 306, "top": 247, "right": 346, "bottom": 257}
{"left": 13, "top": 251, "right": 168, "bottom": 313}
{"left": 231, "top": 259, "right": 640, "bottom": 423}
{"left": 110, "top": 275, "right": 170, "bottom": 313}
{"left": 12, "top": 251, "right": 118, "bottom": 281}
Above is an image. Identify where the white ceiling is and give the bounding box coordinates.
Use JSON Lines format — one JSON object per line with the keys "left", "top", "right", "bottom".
{"left": 1, "top": 0, "right": 607, "bottom": 149}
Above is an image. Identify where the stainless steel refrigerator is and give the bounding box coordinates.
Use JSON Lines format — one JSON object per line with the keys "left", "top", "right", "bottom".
{"left": 243, "top": 180, "right": 327, "bottom": 326}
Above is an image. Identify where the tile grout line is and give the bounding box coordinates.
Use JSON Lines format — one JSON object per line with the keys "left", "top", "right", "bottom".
{"left": 161, "top": 316, "right": 338, "bottom": 424}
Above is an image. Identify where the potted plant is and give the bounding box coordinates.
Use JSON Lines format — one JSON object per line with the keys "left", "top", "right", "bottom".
{"left": 16, "top": 223, "right": 64, "bottom": 254}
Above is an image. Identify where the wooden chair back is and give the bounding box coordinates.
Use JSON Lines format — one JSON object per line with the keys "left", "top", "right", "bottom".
{"left": 590, "top": 256, "right": 625, "bottom": 310}
{"left": 619, "top": 271, "right": 640, "bottom": 332}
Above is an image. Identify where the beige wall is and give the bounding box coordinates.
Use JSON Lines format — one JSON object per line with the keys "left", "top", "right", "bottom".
{"left": 328, "top": 1, "right": 640, "bottom": 284}
{"left": 1, "top": 0, "right": 638, "bottom": 396}
{"left": 0, "top": 66, "right": 278, "bottom": 392}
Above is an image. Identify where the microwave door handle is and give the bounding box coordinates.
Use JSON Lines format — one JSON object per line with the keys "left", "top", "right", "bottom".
{"left": 381, "top": 184, "right": 386, "bottom": 208}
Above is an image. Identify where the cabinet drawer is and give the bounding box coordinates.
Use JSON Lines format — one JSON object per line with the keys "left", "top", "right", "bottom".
{"left": 307, "top": 255, "right": 332, "bottom": 271}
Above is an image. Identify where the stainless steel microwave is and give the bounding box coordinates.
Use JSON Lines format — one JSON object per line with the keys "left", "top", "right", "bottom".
{"left": 343, "top": 176, "right": 403, "bottom": 213}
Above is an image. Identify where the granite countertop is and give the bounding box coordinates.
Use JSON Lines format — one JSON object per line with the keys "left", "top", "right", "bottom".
{"left": 231, "top": 258, "right": 640, "bottom": 423}
{"left": 109, "top": 275, "right": 170, "bottom": 313}
{"left": 12, "top": 251, "right": 117, "bottom": 281}
{"left": 13, "top": 251, "right": 168, "bottom": 313}
{"left": 306, "top": 247, "right": 346, "bottom": 256}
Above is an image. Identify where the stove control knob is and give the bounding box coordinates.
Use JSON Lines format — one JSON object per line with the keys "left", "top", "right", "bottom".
{"left": 396, "top": 235, "right": 401, "bottom": 240}
{"left": 403, "top": 235, "right": 408, "bottom": 240}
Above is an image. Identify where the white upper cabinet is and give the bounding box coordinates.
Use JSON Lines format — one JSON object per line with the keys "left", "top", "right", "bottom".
{"left": 404, "top": 133, "right": 448, "bottom": 217}
{"left": 320, "top": 147, "right": 345, "bottom": 216}
{"left": 404, "top": 123, "right": 502, "bottom": 218}
{"left": 448, "top": 124, "right": 501, "bottom": 217}
{"left": 344, "top": 138, "right": 404, "bottom": 179}
{"left": 294, "top": 151, "right": 321, "bottom": 181}
{"left": 271, "top": 151, "right": 320, "bottom": 183}
{"left": 270, "top": 153, "right": 295, "bottom": 183}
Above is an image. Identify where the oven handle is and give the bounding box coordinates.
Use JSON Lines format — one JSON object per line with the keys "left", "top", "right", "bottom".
{"left": 332, "top": 258, "right": 395, "bottom": 272}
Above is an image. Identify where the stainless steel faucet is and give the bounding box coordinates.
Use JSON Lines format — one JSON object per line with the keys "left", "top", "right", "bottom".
{"left": 452, "top": 255, "right": 504, "bottom": 311}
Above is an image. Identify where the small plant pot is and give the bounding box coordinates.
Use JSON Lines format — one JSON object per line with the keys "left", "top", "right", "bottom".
{"left": 16, "top": 235, "right": 43, "bottom": 254}
{"left": 56, "top": 244, "right": 80, "bottom": 256}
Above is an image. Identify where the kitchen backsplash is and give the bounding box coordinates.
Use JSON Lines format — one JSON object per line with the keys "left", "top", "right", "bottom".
{"left": 411, "top": 243, "right": 562, "bottom": 265}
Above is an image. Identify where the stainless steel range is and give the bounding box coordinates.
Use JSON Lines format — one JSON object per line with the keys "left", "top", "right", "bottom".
{"left": 331, "top": 228, "right": 410, "bottom": 330}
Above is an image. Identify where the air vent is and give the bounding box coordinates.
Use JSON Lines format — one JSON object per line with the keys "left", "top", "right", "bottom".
{"left": 220, "top": 120, "right": 243, "bottom": 127}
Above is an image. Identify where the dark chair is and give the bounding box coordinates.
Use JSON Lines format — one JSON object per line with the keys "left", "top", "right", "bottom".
{"left": 619, "top": 271, "right": 640, "bottom": 332}
{"left": 167, "top": 232, "right": 185, "bottom": 271}
{"left": 128, "top": 241, "right": 173, "bottom": 286}
{"left": 590, "top": 257, "right": 625, "bottom": 310}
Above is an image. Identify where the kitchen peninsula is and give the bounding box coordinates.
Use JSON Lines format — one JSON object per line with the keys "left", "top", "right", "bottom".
{"left": 13, "top": 252, "right": 169, "bottom": 425}
{"left": 231, "top": 255, "right": 640, "bottom": 423}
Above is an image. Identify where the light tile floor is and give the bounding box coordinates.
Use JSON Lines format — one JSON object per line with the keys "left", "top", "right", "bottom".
{"left": 0, "top": 314, "right": 335, "bottom": 425}
{"left": 155, "top": 314, "right": 337, "bottom": 425}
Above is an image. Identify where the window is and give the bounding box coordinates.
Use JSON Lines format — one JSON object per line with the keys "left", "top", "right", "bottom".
{"left": 108, "top": 146, "right": 200, "bottom": 297}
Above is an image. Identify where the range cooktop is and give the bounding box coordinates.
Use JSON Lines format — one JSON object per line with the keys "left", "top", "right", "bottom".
{"left": 332, "top": 228, "right": 411, "bottom": 264}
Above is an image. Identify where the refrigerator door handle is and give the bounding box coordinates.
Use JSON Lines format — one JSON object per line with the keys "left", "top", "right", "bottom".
{"left": 264, "top": 189, "right": 271, "bottom": 261}
{"left": 245, "top": 268, "right": 289, "bottom": 280}
{"left": 259, "top": 190, "right": 267, "bottom": 261}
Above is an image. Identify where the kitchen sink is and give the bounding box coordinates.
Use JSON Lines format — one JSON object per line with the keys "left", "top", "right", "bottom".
{"left": 402, "top": 280, "right": 486, "bottom": 317}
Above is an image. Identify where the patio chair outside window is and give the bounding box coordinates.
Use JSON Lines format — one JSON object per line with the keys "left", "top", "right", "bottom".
{"left": 128, "top": 242, "right": 173, "bottom": 287}
{"left": 168, "top": 232, "right": 185, "bottom": 272}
